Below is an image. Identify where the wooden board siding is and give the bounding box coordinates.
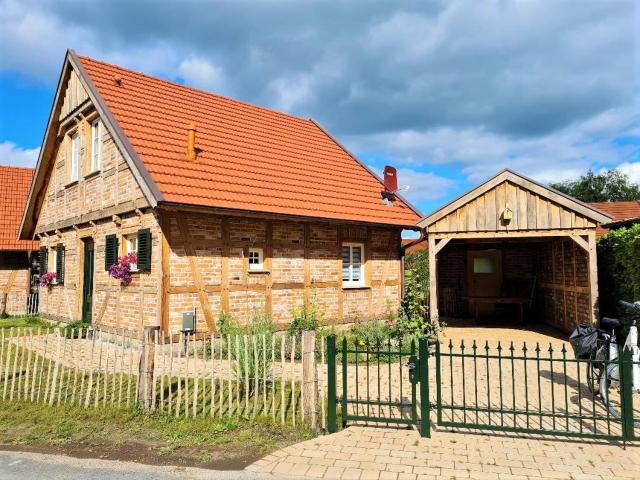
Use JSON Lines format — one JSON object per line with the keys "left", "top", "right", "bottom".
{"left": 428, "top": 181, "right": 596, "bottom": 234}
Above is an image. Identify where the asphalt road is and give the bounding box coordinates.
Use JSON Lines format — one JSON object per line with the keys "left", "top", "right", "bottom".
{"left": 0, "top": 450, "right": 287, "bottom": 480}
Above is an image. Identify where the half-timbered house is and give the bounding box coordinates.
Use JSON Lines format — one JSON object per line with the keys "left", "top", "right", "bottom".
{"left": 19, "top": 50, "right": 420, "bottom": 334}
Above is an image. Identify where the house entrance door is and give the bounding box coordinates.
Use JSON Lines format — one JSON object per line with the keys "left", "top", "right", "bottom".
{"left": 82, "top": 239, "right": 95, "bottom": 323}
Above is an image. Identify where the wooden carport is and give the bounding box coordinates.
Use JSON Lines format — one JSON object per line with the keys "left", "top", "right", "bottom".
{"left": 417, "top": 169, "right": 612, "bottom": 331}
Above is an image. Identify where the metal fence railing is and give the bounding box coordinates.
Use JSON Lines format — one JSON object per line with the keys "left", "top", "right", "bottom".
{"left": 434, "top": 340, "right": 637, "bottom": 441}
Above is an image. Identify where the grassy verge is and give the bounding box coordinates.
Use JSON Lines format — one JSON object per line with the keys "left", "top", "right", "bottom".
{"left": 0, "top": 315, "right": 49, "bottom": 330}
{"left": 0, "top": 400, "right": 312, "bottom": 469}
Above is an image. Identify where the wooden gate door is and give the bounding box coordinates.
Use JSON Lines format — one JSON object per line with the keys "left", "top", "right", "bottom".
{"left": 467, "top": 249, "right": 502, "bottom": 316}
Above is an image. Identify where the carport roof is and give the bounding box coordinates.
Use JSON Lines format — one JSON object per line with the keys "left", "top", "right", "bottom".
{"left": 418, "top": 169, "right": 612, "bottom": 229}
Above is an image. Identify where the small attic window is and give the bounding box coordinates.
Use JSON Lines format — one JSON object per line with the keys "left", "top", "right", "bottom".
{"left": 70, "top": 132, "right": 80, "bottom": 182}
{"left": 91, "top": 118, "right": 102, "bottom": 171}
{"left": 248, "top": 248, "right": 263, "bottom": 270}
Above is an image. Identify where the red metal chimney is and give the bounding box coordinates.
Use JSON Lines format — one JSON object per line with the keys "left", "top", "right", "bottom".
{"left": 383, "top": 165, "right": 398, "bottom": 194}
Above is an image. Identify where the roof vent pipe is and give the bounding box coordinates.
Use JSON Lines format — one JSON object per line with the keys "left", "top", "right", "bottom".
{"left": 186, "top": 123, "right": 197, "bottom": 161}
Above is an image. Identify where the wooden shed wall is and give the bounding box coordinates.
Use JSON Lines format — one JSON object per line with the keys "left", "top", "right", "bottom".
{"left": 428, "top": 181, "right": 597, "bottom": 234}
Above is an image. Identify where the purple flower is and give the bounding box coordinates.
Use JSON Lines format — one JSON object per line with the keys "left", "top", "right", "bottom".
{"left": 109, "top": 252, "right": 137, "bottom": 286}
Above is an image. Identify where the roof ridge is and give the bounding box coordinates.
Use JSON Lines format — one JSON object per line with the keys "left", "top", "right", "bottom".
{"left": 78, "top": 54, "right": 313, "bottom": 126}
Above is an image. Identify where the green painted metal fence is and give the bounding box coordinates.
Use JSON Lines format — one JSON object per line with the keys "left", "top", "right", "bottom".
{"left": 328, "top": 334, "right": 638, "bottom": 442}
{"left": 435, "top": 340, "right": 636, "bottom": 441}
{"left": 326, "top": 335, "right": 429, "bottom": 435}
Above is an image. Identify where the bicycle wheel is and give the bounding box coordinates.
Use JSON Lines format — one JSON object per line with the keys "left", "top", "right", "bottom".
{"left": 599, "top": 363, "right": 640, "bottom": 428}
{"left": 586, "top": 362, "right": 601, "bottom": 394}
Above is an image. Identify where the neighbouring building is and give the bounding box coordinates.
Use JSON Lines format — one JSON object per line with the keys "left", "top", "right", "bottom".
{"left": 417, "top": 169, "right": 612, "bottom": 333}
{"left": 588, "top": 201, "right": 640, "bottom": 235}
{"left": 0, "top": 165, "right": 40, "bottom": 315}
{"left": 18, "top": 50, "right": 421, "bottom": 334}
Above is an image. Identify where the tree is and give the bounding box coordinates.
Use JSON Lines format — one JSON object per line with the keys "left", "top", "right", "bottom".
{"left": 550, "top": 169, "right": 640, "bottom": 202}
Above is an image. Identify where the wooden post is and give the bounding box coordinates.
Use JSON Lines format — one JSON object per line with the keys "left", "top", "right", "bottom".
{"left": 428, "top": 236, "right": 437, "bottom": 321}
{"left": 587, "top": 231, "right": 599, "bottom": 325}
{"left": 302, "top": 330, "right": 317, "bottom": 430}
{"left": 138, "top": 326, "right": 159, "bottom": 410}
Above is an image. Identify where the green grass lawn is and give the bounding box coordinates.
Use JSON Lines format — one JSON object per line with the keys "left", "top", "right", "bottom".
{"left": 0, "top": 315, "right": 49, "bottom": 330}
{"left": 0, "top": 400, "right": 312, "bottom": 469}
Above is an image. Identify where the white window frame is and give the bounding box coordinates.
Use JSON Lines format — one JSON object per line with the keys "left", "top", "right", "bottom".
{"left": 248, "top": 248, "right": 264, "bottom": 271}
{"left": 70, "top": 132, "right": 80, "bottom": 182}
{"left": 50, "top": 248, "right": 58, "bottom": 284}
{"left": 125, "top": 235, "right": 138, "bottom": 271}
{"left": 342, "top": 242, "right": 365, "bottom": 287}
{"left": 91, "top": 118, "right": 102, "bottom": 172}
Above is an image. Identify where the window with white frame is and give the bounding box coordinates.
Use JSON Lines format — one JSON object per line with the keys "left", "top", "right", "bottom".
{"left": 70, "top": 132, "right": 80, "bottom": 181}
{"left": 49, "top": 248, "right": 58, "bottom": 283}
{"left": 125, "top": 235, "right": 138, "bottom": 271}
{"left": 91, "top": 118, "right": 102, "bottom": 171}
{"left": 342, "top": 243, "right": 364, "bottom": 287}
{"left": 248, "top": 248, "right": 263, "bottom": 270}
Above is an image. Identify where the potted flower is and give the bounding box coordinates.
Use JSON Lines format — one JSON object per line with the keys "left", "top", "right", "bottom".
{"left": 39, "top": 272, "right": 57, "bottom": 288}
{"left": 109, "top": 252, "right": 137, "bottom": 286}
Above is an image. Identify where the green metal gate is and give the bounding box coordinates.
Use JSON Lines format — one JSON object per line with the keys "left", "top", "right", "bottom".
{"left": 327, "top": 335, "right": 430, "bottom": 437}
{"left": 434, "top": 340, "right": 636, "bottom": 442}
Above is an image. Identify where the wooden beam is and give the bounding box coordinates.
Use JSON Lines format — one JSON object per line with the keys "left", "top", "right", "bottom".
{"left": 160, "top": 213, "right": 171, "bottom": 333}
{"left": 433, "top": 238, "right": 451, "bottom": 255}
{"left": 428, "top": 236, "right": 438, "bottom": 320}
{"left": 304, "top": 223, "right": 311, "bottom": 305}
{"left": 337, "top": 226, "right": 343, "bottom": 324}
{"left": 587, "top": 231, "right": 599, "bottom": 325}
{"left": 221, "top": 217, "right": 230, "bottom": 313}
{"left": 175, "top": 215, "right": 217, "bottom": 332}
{"left": 265, "top": 221, "right": 273, "bottom": 317}
{"left": 430, "top": 229, "right": 592, "bottom": 240}
{"left": 569, "top": 234, "right": 589, "bottom": 252}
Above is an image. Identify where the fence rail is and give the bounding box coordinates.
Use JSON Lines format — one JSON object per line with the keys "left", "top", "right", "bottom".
{"left": 434, "top": 340, "right": 636, "bottom": 441}
{"left": 0, "top": 326, "right": 326, "bottom": 430}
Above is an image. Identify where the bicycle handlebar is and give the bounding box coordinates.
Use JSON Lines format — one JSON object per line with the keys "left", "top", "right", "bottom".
{"left": 619, "top": 300, "right": 640, "bottom": 312}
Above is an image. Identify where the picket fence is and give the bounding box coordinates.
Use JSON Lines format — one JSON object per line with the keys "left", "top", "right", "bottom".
{"left": 0, "top": 327, "right": 327, "bottom": 430}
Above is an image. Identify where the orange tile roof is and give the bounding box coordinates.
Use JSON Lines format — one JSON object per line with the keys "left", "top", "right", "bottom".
{"left": 78, "top": 56, "right": 421, "bottom": 227}
{"left": 402, "top": 238, "right": 428, "bottom": 254}
{"left": 589, "top": 201, "right": 640, "bottom": 235}
{"left": 0, "top": 166, "right": 39, "bottom": 251}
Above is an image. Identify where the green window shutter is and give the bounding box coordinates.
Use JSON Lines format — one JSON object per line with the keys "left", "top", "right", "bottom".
{"left": 39, "top": 247, "right": 48, "bottom": 274}
{"left": 56, "top": 244, "right": 65, "bottom": 284}
{"left": 105, "top": 234, "right": 119, "bottom": 270}
{"left": 137, "top": 228, "right": 152, "bottom": 272}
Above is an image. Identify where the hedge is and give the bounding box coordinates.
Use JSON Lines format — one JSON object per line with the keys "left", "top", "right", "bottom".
{"left": 597, "top": 223, "right": 640, "bottom": 317}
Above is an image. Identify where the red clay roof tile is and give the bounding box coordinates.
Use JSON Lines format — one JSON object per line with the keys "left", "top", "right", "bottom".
{"left": 78, "top": 56, "right": 421, "bottom": 227}
{"left": 0, "top": 166, "right": 39, "bottom": 251}
{"left": 589, "top": 201, "right": 640, "bottom": 235}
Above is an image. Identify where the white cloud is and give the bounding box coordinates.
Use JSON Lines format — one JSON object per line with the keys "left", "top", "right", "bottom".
{"left": 616, "top": 162, "right": 640, "bottom": 185}
{"left": 0, "top": 141, "right": 39, "bottom": 167}
{"left": 177, "top": 56, "right": 225, "bottom": 92}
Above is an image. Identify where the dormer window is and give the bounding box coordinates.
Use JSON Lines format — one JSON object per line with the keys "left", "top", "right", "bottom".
{"left": 70, "top": 132, "right": 80, "bottom": 182}
{"left": 91, "top": 118, "right": 102, "bottom": 171}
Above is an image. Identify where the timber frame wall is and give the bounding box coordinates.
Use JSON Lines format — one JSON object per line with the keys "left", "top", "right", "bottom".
{"left": 160, "top": 209, "right": 403, "bottom": 334}
{"left": 419, "top": 170, "right": 611, "bottom": 327}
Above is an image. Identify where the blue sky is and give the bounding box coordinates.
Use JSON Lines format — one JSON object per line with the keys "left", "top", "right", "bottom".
{"left": 1, "top": 0, "right": 638, "bottom": 224}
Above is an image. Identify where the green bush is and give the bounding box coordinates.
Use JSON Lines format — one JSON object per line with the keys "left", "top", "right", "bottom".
{"left": 287, "top": 298, "right": 322, "bottom": 340}
{"left": 597, "top": 224, "right": 640, "bottom": 318}
{"left": 60, "top": 320, "right": 91, "bottom": 338}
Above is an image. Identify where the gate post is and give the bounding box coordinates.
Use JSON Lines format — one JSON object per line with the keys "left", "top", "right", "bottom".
{"left": 302, "top": 330, "right": 318, "bottom": 430}
{"left": 327, "top": 334, "right": 337, "bottom": 433}
{"left": 138, "top": 326, "right": 159, "bottom": 411}
{"left": 620, "top": 347, "right": 635, "bottom": 441}
{"left": 419, "top": 336, "right": 431, "bottom": 438}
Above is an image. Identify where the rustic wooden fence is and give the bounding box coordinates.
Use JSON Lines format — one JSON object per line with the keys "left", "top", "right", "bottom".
{"left": 0, "top": 326, "right": 327, "bottom": 430}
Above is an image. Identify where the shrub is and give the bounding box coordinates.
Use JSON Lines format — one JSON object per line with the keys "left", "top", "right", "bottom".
{"left": 597, "top": 224, "right": 640, "bottom": 318}
{"left": 287, "top": 296, "right": 322, "bottom": 339}
{"left": 60, "top": 320, "right": 91, "bottom": 339}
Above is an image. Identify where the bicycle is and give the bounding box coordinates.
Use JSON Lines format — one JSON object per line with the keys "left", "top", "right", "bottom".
{"left": 598, "top": 300, "right": 640, "bottom": 425}
{"left": 570, "top": 300, "right": 640, "bottom": 426}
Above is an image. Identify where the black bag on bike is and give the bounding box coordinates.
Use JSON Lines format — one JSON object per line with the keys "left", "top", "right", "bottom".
{"left": 569, "top": 324, "right": 599, "bottom": 359}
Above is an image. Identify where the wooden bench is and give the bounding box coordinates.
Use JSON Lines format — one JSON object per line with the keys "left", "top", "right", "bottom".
{"left": 465, "top": 296, "right": 530, "bottom": 323}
